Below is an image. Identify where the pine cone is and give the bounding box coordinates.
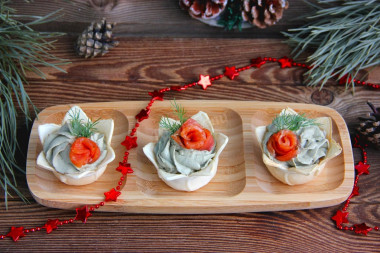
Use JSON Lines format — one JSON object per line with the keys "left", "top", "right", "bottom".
{"left": 180, "top": 0, "right": 228, "bottom": 19}
{"left": 75, "top": 18, "right": 119, "bottom": 58}
{"left": 357, "top": 102, "right": 380, "bottom": 148}
{"left": 242, "top": 0, "right": 289, "bottom": 28}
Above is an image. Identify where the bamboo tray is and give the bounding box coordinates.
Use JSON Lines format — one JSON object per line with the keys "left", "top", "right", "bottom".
{"left": 26, "top": 101, "right": 354, "bottom": 213}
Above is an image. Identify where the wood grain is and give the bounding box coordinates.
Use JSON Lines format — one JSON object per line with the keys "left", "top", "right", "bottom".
{"left": 9, "top": 0, "right": 311, "bottom": 38}
{"left": 0, "top": 36, "right": 377, "bottom": 252}
{"left": 0, "top": 0, "right": 379, "bottom": 250}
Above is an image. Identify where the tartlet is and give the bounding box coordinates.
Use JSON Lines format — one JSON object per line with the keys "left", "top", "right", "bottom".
{"left": 37, "top": 106, "right": 115, "bottom": 185}
{"left": 255, "top": 108, "right": 342, "bottom": 185}
{"left": 143, "top": 111, "right": 228, "bottom": 191}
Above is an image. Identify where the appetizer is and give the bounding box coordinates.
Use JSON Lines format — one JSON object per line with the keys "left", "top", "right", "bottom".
{"left": 37, "top": 106, "right": 115, "bottom": 185}
{"left": 255, "top": 108, "right": 342, "bottom": 185}
{"left": 143, "top": 102, "right": 228, "bottom": 191}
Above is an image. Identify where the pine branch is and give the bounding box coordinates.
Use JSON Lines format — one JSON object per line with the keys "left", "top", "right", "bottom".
{"left": 282, "top": 0, "right": 380, "bottom": 90}
{"left": 0, "top": 1, "right": 69, "bottom": 209}
{"left": 217, "top": 0, "right": 243, "bottom": 31}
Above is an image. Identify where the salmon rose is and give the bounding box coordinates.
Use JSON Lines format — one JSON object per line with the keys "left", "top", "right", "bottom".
{"left": 171, "top": 118, "right": 214, "bottom": 151}
{"left": 267, "top": 129, "right": 298, "bottom": 161}
{"left": 70, "top": 137, "right": 101, "bottom": 167}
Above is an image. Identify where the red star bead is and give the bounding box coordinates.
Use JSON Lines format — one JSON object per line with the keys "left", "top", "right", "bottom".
{"left": 116, "top": 162, "right": 134, "bottom": 175}
{"left": 251, "top": 57, "right": 266, "bottom": 68}
{"left": 355, "top": 161, "right": 370, "bottom": 175}
{"left": 104, "top": 188, "right": 121, "bottom": 202}
{"left": 121, "top": 136, "right": 137, "bottom": 150}
{"left": 354, "top": 223, "right": 372, "bottom": 236}
{"left": 224, "top": 66, "right": 239, "bottom": 80}
{"left": 148, "top": 90, "right": 164, "bottom": 101}
{"left": 352, "top": 186, "right": 359, "bottom": 196}
{"left": 331, "top": 210, "right": 349, "bottom": 227}
{"left": 197, "top": 74, "right": 212, "bottom": 90}
{"left": 338, "top": 74, "right": 352, "bottom": 85}
{"left": 75, "top": 205, "right": 92, "bottom": 223}
{"left": 6, "top": 226, "right": 25, "bottom": 242}
{"left": 278, "top": 57, "right": 293, "bottom": 68}
{"left": 43, "top": 219, "right": 59, "bottom": 234}
{"left": 136, "top": 109, "right": 150, "bottom": 122}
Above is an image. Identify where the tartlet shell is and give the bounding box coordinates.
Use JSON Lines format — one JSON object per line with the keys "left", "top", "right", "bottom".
{"left": 255, "top": 109, "right": 342, "bottom": 185}
{"left": 36, "top": 106, "right": 115, "bottom": 185}
{"left": 143, "top": 111, "right": 229, "bottom": 191}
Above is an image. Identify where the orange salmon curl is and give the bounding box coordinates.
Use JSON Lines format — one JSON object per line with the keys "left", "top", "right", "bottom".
{"left": 69, "top": 137, "right": 101, "bottom": 167}
{"left": 267, "top": 129, "right": 299, "bottom": 161}
{"left": 171, "top": 118, "right": 214, "bottom": 151}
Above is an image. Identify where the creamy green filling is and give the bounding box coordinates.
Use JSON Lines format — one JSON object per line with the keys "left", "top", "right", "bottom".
{"left": 43, "top": 122, "right": 107, "bottom": 174}
{"left": 154, "top": 131, "right": 216, "bottom": 176}
{"left": 263, "top": 124, "right": 329, "bottom": 168}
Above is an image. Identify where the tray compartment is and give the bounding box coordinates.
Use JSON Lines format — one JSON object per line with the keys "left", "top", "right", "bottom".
{"left": 136, "top": 106, "right": 246, "bottom": 197}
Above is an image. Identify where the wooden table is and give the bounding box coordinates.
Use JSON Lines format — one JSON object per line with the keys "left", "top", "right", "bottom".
{"left": 1, "top": 0, "right": 379, "bottom": 251}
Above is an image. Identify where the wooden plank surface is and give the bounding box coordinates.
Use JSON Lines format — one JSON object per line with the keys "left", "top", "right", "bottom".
{"left": 8, "top": 0, "right": 310, "bottom": 38}
{"left": 1, "top": 0, "right": 379, "bottom": 251}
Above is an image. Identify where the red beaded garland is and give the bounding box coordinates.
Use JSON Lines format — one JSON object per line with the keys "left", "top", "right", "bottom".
{"left": 330, "top": 134, "right": 378, "bottom": 235}
{"left": 2, "top": 56, "right": 379, "bottom": 242}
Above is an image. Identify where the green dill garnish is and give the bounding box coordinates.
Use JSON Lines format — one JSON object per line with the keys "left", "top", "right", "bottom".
{"left": 159, "top": 100, "right": 188, "bottom": 134}
{"left": 272, "top": 113, "right": 319, "bottom": 132}
{"left": 69, "top": 109, "right": 99, "bottom": 138}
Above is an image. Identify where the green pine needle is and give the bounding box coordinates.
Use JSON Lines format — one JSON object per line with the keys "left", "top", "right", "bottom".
{"left": 0, "top": 1, "right": 69, "bottom": 208}
{"left": 69, "top": 110, "right": 99, "bottom": 138}
{"left": 272, "top": 113, "right": 319, "bottom": 132}
{"left": 217, "top": 0, "right": 243, "bottom": 31}
{"left": 282, "top": 0, "right": 380, "bottom": 90}
{"left": 159, "top": 100, "right": 188, "bottom": 134}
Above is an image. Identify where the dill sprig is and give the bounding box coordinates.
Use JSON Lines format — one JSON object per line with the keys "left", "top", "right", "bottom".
{"left": 272, "top": 113, "right": 318, "bottom": 132}
{"left": 159, "top": 100, "right": 188, "bottom": 134}
{"left": 282, "top": 0, "right": 380, "bottom": 90}
{"left": 69, "top": 110, "right": 99, "bottom": 138}
{"left": 0, "top": 1, "right": 68, "bottom": 208}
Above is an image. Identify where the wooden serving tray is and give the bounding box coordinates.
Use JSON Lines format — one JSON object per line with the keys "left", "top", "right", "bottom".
{"left": 27, "top": 101, "right": 354, "bottom": 213}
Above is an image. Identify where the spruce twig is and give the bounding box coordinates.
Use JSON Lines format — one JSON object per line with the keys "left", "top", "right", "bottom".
{"left": 217, "top": 0, "right": 243, "bottom": 31}
{"left": 282, "top": 0, "right": 380, "bottom": 90}
{"left": 0, "top": 1, "right": 69, "bottom": 208}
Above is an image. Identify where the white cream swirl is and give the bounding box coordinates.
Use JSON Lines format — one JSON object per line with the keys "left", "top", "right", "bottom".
{"left": 263, "top": 124, "right": 329, "bottom": 169}
{"left": 43, "top": 123, "right": 107, "bottom": 174}
{"left": 154, "top": 131, "right": 215, "bottom": 176}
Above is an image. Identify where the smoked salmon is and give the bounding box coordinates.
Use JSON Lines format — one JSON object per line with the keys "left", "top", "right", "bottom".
{"left": 69, "top": 137, "right": 101, "bottom": 167}
{"left": 172, "top": 118, "right": 214, "bottom": 151}
{"left": 267, "top": 129, "right": 298, "bottom": 161}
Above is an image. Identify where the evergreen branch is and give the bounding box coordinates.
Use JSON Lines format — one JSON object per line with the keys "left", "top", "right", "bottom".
{"left": 272, "top": 113, "right": 319, "bottom": 132}
{"left": 282, "top": 0, "right": 380, "bottom": 90}
{"left": 217, "top": 0, "right": 243, "bottom": 31}
{"left": 0, "top": 1, "right": 69, "bottom": 208}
